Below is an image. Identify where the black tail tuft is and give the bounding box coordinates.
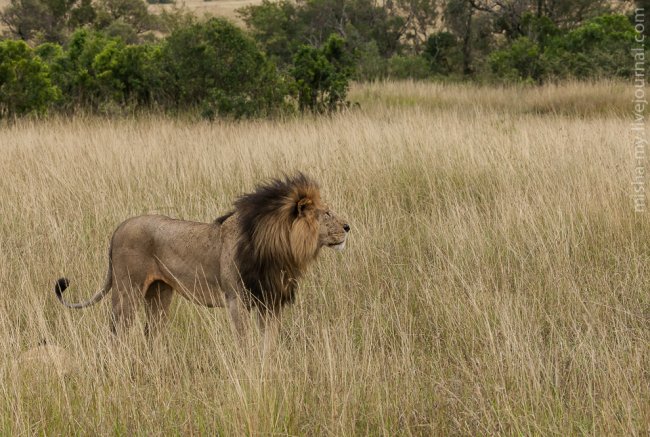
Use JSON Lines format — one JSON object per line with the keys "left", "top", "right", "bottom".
{"left": 54, "top": 277, "right": 69, "bottom": 299}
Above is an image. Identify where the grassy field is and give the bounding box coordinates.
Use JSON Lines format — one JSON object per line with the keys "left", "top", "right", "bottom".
{"left": 0, "top": 81, "right": 648, "bottom": 435}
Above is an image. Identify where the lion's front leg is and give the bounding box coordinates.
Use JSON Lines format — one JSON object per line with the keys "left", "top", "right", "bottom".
{"left": 226, "top": 294, "right": 248, "bottom": 340}
{"left": 256, "top": 307, "right": 281, "bottom": 354}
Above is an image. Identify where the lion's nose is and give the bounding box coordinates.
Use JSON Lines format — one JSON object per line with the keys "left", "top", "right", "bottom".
{"left": 343, "top": 224, "right": 350, "bottom": 233}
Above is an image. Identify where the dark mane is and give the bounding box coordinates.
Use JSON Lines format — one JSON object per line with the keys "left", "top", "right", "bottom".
{"left": 233, "top": 172, "right": 321, "bottom": 311}
{"left": 214, "top": 211, "right": 234, "bottom": 224}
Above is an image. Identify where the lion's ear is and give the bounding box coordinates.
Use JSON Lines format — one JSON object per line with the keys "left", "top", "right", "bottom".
{"left": 297, "top": 197, "right": 313, "bottom": 216}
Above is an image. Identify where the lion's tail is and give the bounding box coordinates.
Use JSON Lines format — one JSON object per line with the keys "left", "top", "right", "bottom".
{"left": 54, "top": 241, "right": 113, "bottom": 309}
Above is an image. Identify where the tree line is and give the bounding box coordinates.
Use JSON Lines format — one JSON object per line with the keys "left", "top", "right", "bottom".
{"left": 0, "top": 0, "right": 645, "bottom": 118}
{"left": 239, "top": 0, "right": 643, "bottom": 81}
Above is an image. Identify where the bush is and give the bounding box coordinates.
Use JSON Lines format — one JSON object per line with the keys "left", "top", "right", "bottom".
{"left": 0, "top": 39, "right": 60, "bottom": 117}
{"left": 0, "top": 0, "right": 96, "bottom": 43}
{"left": 423, "top": 31, "right": 460, "bottom": 75}
{"left": 489, "top": 36, "right": 544, "bottom": 83}
{"left": 160, "top": 18, "right": 288, "bottom": 118}
{"left": 489, "top": 14, "right": 637, "bottom": 83}
{"left": 387, "top": 55, "right": 431, "bottom": 80}
{"left": 101, "top": 19, "right": 140, "bottom": 44}
{"left": 36, "top": 29, "right": 163, "bottom": 113}
{"left": 239, "top": 0, "right": 405, "bottom": 66}
{"left": 291, "top": 34, "right": 353, "bottom": 113}
{"left": 354, "top": 40, "right": 387, "bottom": 81}
{"left": 0, "top": 19, "right": 298, "bottom": 118}
{"left": 545, "top": 14, "right": 636, "bottom": 79}
{"left": 93, "top": 42, "right": 163, "bottom": 109}
{"left": 238, "top": 0, "right": 301, "bottom": 66}
{"left": 94, "top": 0, "right": 158, "bottom": 36}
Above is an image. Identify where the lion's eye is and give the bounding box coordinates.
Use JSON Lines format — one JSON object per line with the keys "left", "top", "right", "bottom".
{"left": 324, "top": 211, "right": 331, "bottom": 217}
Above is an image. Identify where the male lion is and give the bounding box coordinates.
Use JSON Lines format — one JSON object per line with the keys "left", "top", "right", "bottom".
{"left": 54, "top": 173, "right": 350, "bottom": 338}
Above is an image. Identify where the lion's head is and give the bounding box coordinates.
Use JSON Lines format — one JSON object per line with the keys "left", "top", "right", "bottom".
{"left": 318, "top": 208, "right": 350, "bottom": 251}
{"left": 232, "top": 172, "right": 349, "bottom": 309}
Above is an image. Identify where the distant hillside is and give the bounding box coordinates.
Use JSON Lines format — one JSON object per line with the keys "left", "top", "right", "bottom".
{"left": 0, "top": 0, "right": 261, "bottom": 31}
{"left": 147, "top": 0, "right": 261, "bottom": 24}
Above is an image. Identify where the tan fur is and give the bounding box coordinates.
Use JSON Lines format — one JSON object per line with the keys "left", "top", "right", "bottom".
{"left": 54, "top": 174, "right": 349, "bottom": 338}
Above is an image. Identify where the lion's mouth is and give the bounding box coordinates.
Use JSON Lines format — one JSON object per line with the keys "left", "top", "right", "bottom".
{"left": 327, "top": 240, "right": 346, "bottom": 251}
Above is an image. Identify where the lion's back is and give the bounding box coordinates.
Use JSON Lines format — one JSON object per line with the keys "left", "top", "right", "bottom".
{"left": 112, "top": 215, "right": 224, "bottom": 265}
{"left": 112, "top": 215, "right": 171, "bottom": 249}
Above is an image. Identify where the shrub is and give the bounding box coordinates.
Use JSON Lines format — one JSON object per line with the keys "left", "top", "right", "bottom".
{"left": 101, "top": 19, "right": 139, "bottom": 44}
{"left": 489, "top": 36, "right": 544, "bottom": 83}
{"left": 238, "top": 0, "right": 301, "bottom": 66}
{"left": 38, "top": 29, "right": 163, "bottom": 113}
{"left": 489, "top": 14, "right": 637, "bottom": 83}
{"left": 92, "top": 42, "right": 163, "bottom": 109}
{"left": 519, "top": 13, "right": 560, "bottom": 48}
{"left": 239, "top": 0, "right": 405, "bottom": 65}
{"left": 291, "top": 34, "right": 353, "bottom": 113}
{"left": 0, "top": 0, "right": 96, "bottom": 43}
{"left": 94, "top": 0, "right": 158, "bottom": 36}
{"left": 160, "top": 18, "right": 288, "bottom": 118}
{"left": 354, "top": 40, "right": 388, "bottom": 81}
{"left": 2, "top": 20, "right": 294, "bottom": 118}
{"left": 0, "top": 39, "right": 60, "bottom": 117}
{"left": 545, "top": 14, "right": 636, "bottom": 79}
{"left": 387, "top": 54, "right": 431, "bottom": 80}
{"left": 423, "top": 31, "right": 460, "bottom": 75}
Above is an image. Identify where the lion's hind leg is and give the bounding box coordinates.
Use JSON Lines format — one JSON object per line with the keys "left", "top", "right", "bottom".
{"left": 144, "top": 280, "right": 174, "bottom": 338}
{"left": 109, "top": 264, "right": 148, "bottom": 336}
{"left": 110, "top": 282, "right": 138, "bottom": 336}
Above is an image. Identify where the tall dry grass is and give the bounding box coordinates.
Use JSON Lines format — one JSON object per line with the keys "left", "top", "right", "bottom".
{"left": 0, "top": 81, "right": 648, "bottom": 435}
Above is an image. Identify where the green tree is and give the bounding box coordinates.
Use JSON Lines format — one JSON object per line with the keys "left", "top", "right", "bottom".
{"left": 291, "top": 34, "right": 352, "bottom": 113}
{"left": 423, "top": 31, "right": 461, "bottom": 74}
{"left": 0, "top": 39, "right": 60, "bottom": 117}
{"left": 38, "top": 29, "right": 163, "bottom": 112}
{"left": 489, "top": 36, "right": 544, "bottom": 82}
{"left": 0, "top": 0, "right": 95, "bottom": 43}
{"left": 444, "top": 0, "right": 479, "bottom": 75}
{"left": 545, "top": 14, "right": 636, "bottom": 79}
{"left": 465, "top": 0, "right": 613, "bottom": 41}
{"left": 46, "top": 29, "right": 119, "bottom": 109}
{"left": 160, "top": 18, "right": 288, "bottom": 118}
{"left": 489, "top": 14, "right": 637, "bottom": 82}
{"left": 353, "top": 40, "right": 387, "bottom": 80}
{"left": 91, "top": 41, "right": 163, "bottom": 107}
{"left": 94, "top": 0, "right": 158, "bottom": 36}
{"left": 339, "top": 0, "right": 405, "bottom": 57}
{"left": 387, "top": 54, "right": 431, "bottom": 79}
{"left": 239, "top": 0, "right": 302, "bottom": 65}
{"left": 239, "top": 0, "right": 406, "bottom": 65}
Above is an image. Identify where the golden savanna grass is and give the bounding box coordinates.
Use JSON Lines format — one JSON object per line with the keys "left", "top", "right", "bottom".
{"left": 0, "top": 81, "right": 648, "bottom": 435}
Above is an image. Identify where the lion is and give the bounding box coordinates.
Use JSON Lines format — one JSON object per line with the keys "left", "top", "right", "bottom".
{"left": 54, "top": 173, "right": 350, "bottom": 339}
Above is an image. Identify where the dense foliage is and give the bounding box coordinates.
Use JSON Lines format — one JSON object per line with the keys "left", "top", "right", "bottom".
{"left": 0, "top": 18, "right": 351, "bottom": 118}
{"left": 292, "top": 34, "right": 353, "bottom": 113}
{"left": 240, "top": 0, "right": 642, "bottom": 82}
{"left": 489, "top": 14, "right": 638, "bottom": 83}
{"left": 159, "top": 19, "right": 288, "bottom": 118}
{"left": 0, "top": 39, "right": 60, "bottom": 117}
{"left": 0, "top": 0, "right": 644, "bottom": 118}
